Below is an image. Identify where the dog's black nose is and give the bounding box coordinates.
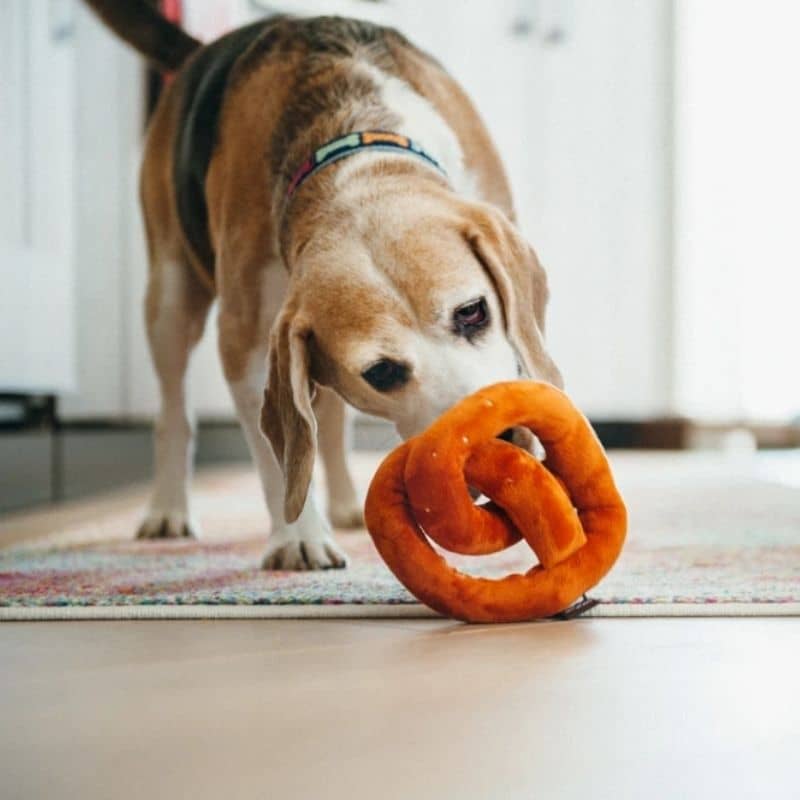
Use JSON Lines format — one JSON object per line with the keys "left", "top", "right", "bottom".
{"left": 497, "top": 428, "right": 515, "bottom": 443}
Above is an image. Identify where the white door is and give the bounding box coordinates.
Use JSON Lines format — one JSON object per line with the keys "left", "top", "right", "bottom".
{"left": 0, "top": 0, "right": 77, "bottom": 395}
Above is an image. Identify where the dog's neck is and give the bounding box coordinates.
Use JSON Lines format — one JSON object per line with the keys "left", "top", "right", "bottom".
{"left": 269, "top": 56, "right": 470, "bottom": 265}
{"left": 285, "top": 131, "right": 447, "bottom": 201}
{"left": 278, "top": 157, "right": 450, "bottom": 269}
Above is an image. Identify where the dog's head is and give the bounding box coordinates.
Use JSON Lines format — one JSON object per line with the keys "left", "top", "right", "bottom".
{"left": 261, "top": 193, "right": 562, "bottom": 521}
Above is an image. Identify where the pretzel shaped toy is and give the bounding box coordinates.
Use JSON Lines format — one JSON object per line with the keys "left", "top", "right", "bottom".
{"left": 364, "top": 381, "right": 627, "bottom": 623}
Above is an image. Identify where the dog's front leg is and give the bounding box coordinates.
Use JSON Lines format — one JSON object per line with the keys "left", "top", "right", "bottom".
{"left": 224, "top": 355, "right": 347, "bottom": 571}
{"left": 314, "top": 387, "right": 363, "bottom": 529}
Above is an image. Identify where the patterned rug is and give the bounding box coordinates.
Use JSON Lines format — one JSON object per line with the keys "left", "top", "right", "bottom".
{"left": 1, "top": 452, "right": 798, "bottom": 619}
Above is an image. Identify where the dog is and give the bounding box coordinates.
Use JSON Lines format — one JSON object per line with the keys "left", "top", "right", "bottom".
{"left": 85, "top": 1, "right": 562, "bottom": 570}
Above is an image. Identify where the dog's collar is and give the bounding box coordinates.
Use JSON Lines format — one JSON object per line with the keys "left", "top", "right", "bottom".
{"left": 285, "top": 130, "right": 447, "bottom": 200}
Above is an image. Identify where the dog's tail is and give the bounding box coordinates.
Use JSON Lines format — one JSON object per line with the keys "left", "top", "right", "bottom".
{"left": 83, "top": 0, "right": 201, "bottom": 72}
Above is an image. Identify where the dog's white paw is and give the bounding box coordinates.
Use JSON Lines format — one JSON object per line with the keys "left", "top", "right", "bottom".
{"left": 262, "top": 529, "right": 348, "bottom": 571}
{"left": 329, "top": 502, "right": 364, "bottom": 530}
{"left": 136, "top": 510, "right": 199, "bottom": 540}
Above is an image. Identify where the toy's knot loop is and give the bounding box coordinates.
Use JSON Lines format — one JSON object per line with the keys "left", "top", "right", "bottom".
{"left": 405, "top": 418, "right": 586, "bottom": 567}
{"left": 365, "top": 381, "right": 628, "bottom": 623}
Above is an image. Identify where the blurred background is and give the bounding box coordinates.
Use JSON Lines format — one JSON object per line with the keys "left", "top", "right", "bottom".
{"left": 1, "top": 0, "right": 799, "bottom": 510}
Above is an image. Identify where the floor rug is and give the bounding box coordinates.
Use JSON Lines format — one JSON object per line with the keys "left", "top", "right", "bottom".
{"left": 1, "top": 452, "right": 798, "bottom": 619}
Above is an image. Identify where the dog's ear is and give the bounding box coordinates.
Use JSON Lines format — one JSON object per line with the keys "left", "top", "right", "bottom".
{"left": 260, "top": 303, "right": 317, "bottom": 523}
{"left": 464, "top": 206, "right": 563, "bottom": 388}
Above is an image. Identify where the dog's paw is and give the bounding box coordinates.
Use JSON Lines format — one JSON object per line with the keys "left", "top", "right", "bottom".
{"left": 262, "top": 531, "right": 348, "bottom": 571}
{"left": 136, "top": 511, "right": 199, "bottom": 540}
{"left": 329, "top": 502, "right": 365, "bottom": 530}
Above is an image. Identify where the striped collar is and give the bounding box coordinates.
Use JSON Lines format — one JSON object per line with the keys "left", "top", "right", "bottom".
{"left": 286, "top": 130, "right": 447, "bottom": 200}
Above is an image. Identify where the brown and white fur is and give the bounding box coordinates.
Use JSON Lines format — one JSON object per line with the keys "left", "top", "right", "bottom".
{"left": 85, "top": 2, "right": 562, "bottom": 570}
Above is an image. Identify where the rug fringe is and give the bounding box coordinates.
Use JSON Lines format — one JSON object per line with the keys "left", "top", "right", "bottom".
{"left": 2, "top": 602, "right": 799, "bottom": 621}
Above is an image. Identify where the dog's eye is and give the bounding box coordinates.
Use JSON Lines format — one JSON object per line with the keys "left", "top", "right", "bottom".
{"left": 453, "top": 297, "right": 489, "bottom": 337}
{"left": 361, "top": 359, "right": 410, "bottom": 392}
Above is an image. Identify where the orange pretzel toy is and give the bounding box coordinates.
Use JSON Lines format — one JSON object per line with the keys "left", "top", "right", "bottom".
{"left": 364, "top": 381, "right": 627, "bottom": 623}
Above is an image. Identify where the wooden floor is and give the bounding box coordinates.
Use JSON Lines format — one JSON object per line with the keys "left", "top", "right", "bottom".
{"left": 3, "top": 450, "right": 799, "bottom": 798}
{"left": 2, "top": 616, "right": 798, "bottom": 799}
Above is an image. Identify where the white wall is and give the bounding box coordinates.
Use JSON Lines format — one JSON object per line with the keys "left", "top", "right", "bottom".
{"left": 674, "top": 0, "right": 800, "bottom": 422}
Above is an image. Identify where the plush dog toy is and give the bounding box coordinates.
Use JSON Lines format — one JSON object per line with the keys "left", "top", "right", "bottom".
{"left": 364, "top": 381, "right": 627, "bottom": 622}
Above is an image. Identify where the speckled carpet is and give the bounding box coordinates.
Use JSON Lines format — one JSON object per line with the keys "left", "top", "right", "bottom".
{"left": 1, "top": 452, "right": 798, "bottom": 619}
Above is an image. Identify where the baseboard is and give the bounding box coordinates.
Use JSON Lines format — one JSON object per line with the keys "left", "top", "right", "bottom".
{"left": 0, "top": 423, "right": 248, "bottom": 514}
{"left": 590, "top": 418, "right": 689, "bottom": 449}
{"left": 0, "top": 417, "right": 401, "bottom": 512}
{"left": 0, "top": 415, "right": 688, "bottom": 514}
{"left": 0, "top": 431, "right": 54, "bottom": 511}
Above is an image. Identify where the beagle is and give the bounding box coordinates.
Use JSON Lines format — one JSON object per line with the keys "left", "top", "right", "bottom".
{"left": 85, "top": 1, "right": 562, "bottom": 570}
